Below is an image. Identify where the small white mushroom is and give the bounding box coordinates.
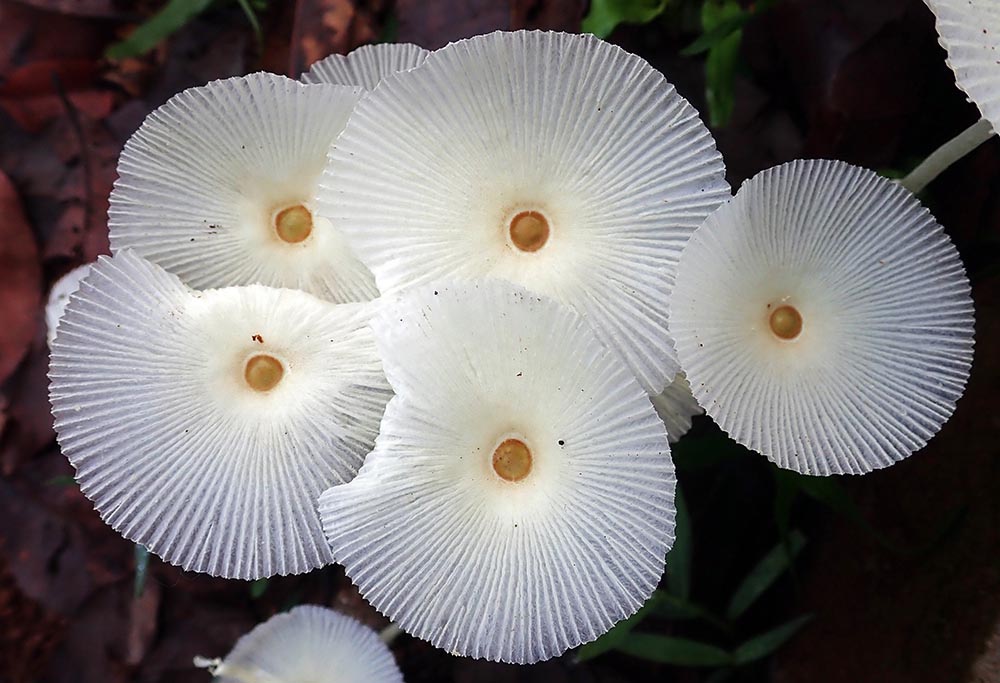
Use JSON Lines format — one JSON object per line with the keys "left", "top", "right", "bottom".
{"left": 670, "top": 159, "right": 974, "bottom": 475}
{"left": 109, "top": 72, "right": 377, "bottom": 303}
{"left": 651, "top": 373, "right": 702, "bottom": 443}
{"left": 45, "top": 263, "right": 93, "bottom": 347}
{"left": 319, "top": 279, "right": 676, "bottom": 664}
{"left": 302, "top": 42, "right": 430, "bottom": 90}
{"left": 900, "top": 1, "right": 999, "bottom": 192}
{"left": 197, "top": 605, "right": 403, "bottom": 683}
{"left": 317, "top": 29, "right": 730, "bottom": 395}
{"left": 48, "top": 250, "right": 392, "bottom": 579}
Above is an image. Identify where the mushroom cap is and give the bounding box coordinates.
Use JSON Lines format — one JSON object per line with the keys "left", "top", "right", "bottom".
{"left": 924, "top": 0, "right": 1000, "bottom": 131}
{"left": 45, "top": 263, "right": 93, "bottom": 347}
{"left": 670, "top": 159, "right": 974, "bottom": 475}
{"left": 302, "top": 42, "right": 430, "bottom": 89}
{"left": 651, "top": 374, "right": 702, "bottom": 443}
{"left": 318, "top": 279, "right": 676, "bottom": 664}
{"left": 215, "top": 605, "right": 402, "bottom": 683}
{"left": 49, "top": 250, "right": 392, "bottom": 579}
{"left": 109, "top": 72, "right": 377, "bottom": 303}
{"left": 318, "top": 29, "right": 730, "bottom": 394}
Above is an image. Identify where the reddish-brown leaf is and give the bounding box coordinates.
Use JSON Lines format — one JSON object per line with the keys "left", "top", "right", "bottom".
{"left": 289, "top": 0, "right": 380, "bottom": 76}
{"left": 0, "top": 172, "right": 42, "bottom": 387}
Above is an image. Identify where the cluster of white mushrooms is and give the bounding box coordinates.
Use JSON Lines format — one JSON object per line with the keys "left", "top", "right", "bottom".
{"left": 45, "top": 0, "right": 988, "bottom": 675}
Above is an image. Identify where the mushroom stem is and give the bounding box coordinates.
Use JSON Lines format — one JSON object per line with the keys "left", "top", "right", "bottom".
{"left": 379, "top": 622, "right": 403, "bottom": 644}
{"left": 900, "top": 118, "right": 994, "bottom": 194}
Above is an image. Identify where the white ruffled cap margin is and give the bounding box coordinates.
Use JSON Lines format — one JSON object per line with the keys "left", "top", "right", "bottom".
{"left": 671, "top": 159, "right": 974, "bottom": 475}
{"left": 319, "top": 279, "right": 676, "bottom": 664}
{"left": 45, "top": 263, "right": 93, "bottom": 347}
{"left": 48, "top": 250, "right": 392, "bottom": 579}
{"left": 212, "top": 605, "right": 402, "bottom": 683}
{"left": 924, "top": 0, "right": 1000, "bottom": 131}
{"left": 302, "top": 42, "right": 430, "bottom": 89}
{"left": 651, "top": 374, "right": 702, "bottom": 443}
{"left": 318, "top": 30, "right": 730, "bottom": 395}
{"left": 109, "top": 72, "right": 377, "bottom": 303}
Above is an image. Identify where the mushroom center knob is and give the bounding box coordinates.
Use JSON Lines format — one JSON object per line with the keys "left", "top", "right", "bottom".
{"left": 509, "top": 211, "right": 550, "bottom": 252}
{"left": 769, "top": 304, "right": 803, "bottom": 340}
{"left": 274, "top": 204, "right": 313, "bottom": 243}
{"left": 492, "top": 438, "right": 533, "bottom": 482}
{"left": 244, "top": 354, "right": 284, "bottom": 392}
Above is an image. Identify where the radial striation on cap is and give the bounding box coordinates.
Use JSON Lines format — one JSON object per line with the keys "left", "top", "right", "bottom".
{"left": 924, "top": 0, "right": 1000, "bottom": 132}
{"left": 302, "top": 42, "right": 430, "bottom": 90}
{"left": 318, "top": 30, "right": 730, "bottom": 395}
{"left": 211, "top": 605, "right": 403, "bottom": 683}
{"left": 109, "top": 72, "right": 377, "bottom": 303}
{"left": 49, "top": 250, "right": 392, "bottom": 579}
{"left": 670, "top": 159, "right": 974, "bottom": 475}
{"left": 319, "top": 279, "right": 676, "bottom": 664}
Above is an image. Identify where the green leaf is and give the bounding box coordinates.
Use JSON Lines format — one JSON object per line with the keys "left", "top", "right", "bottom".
{"left": 680, "top": 11, "right": 749, "bottom": 56}
{"left": 653, "top": 592, "right": 731, "bottom": 633}
{"left": 731, "top": 614, "right": 813, "bottom": 665}
{"left": 249, "top": 578, "right": 269, "bottom": 599}
{"left": 106, "top": 0, "right": 215, "bottom": 59}
{"left": 575, "top": 594, "right": 658, "bottom": 661}
{"left": 134, "top": 544, "right": 151, "bottom": 598}
{"left": 702, "top": 0, "right": 743, "bottom": 127}
{"left": 726, "top": 530, "right": 806, "bottom": 620}
{"left": 582, "top": 0, "right": 668, "bottom": 39}
{"left": 617, "top": 633, "right": 733, "bottom": 667}
{"left": 46, "top": 475, "right": 77, "bottom": 487}
{"left": 665, "top": 485, "right": 691, "bottom": 599}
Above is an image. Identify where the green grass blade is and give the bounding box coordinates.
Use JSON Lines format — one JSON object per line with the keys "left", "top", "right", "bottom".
{"left": 617, "top": 633, "right": 733, "bottom": 666}
{"left": 726, "top": 530, "right": 806, "bottom": 620}
{"left": 106, "top": 0, "right": 215, "bottom": 59}
{"left": 731, "top": 614, "right": 813, "bottom": 665}
{"left": 133, "top": 544, "right": 151, "bottom": 598}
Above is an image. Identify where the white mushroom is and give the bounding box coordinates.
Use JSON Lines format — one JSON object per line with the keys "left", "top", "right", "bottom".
{"left": 317, "top": 29, "right": 730, "bottom": 395}
{"left": 671, "top": 159, "right": 974, "bottom": 475}
{"left": 651, "top": 374, "right": 702, "bottom": 443}
{"left": 45, "top": 263, "right": 93, "bottom": 347}
{"left": 49, "top": 250, "right": 392, "bottom": 579}
{"left": 199, "top": 605, "right": 403, "bottom": 683}
{"left": 302, "top": 42, "right": 430, "bottom": 89}
{"left": 319, "top": 279, "right": 676, "bottom": 664}
{"left": 109, "top": 72, "right": 377, "bottom": 303}
{"left": 902, "top": 1, "right": 999, "bottom": 192}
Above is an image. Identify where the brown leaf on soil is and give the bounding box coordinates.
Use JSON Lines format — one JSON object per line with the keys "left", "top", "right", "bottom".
{"left": 290, "top": 0, "right": 381, "bottom": 76}
{"left": 0, "top": 171, "right": 42, "bottom": 387}
{"left": 0, "top": 59, "right": 114, "bottom": 133}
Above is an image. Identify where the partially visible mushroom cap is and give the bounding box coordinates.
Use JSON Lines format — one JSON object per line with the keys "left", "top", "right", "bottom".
{"left": 45, "top": 263, "right": 93, "bottom": 347}
{"left": 671, "top": 159, "right": 974, "bottom": 475}
{"left": 210, "top": 605, "right": 402, "bottom": 683}
{"left": 318, "top": 30, "right": 730, "bottom": 395}
{"left": 924, "top": 0, "right": 1000, "bottom": 131}
{"left": 319, "top": 279, "right": 676, "bottom": 664}
{"left": 49, "top": 250, "right": 392, "bottom": 579}
{"left": 651, "top": 374, "right": 702, "bottom": 443}
{"left": 302, "top": 42, "right": 430, "bottom": 89}
{"left": 109, "top": 72, "right": 377, "bottom": 303}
